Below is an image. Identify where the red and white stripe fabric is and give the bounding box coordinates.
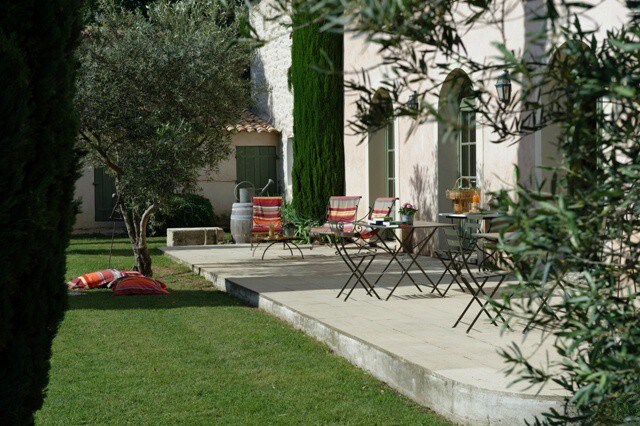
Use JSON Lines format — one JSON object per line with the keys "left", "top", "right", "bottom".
{"left": 311, "top": 196, "right": 361, "bottom": 237}
{"left": 112, "top": 276, "right": 169, "bottom": 295}
{"left": 251, "top": 196, "right": 283, "bottom": 234}
{"left": 67, "top": 269, "right": 143, "bottom": 290}
{"left": 359, "top": 197, "right": 397, "bottom": 239}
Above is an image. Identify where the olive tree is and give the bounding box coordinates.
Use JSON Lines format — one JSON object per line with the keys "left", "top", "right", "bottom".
{"left": 250, "top": 1, "right": 640, "bottom": 423}
{"left": 77, "top": 0, "right": 250, "bottom": 276}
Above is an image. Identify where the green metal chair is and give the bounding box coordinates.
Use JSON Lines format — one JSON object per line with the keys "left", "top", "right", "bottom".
{"left": 438, "top": 224, "right": 510, "bottom": 333}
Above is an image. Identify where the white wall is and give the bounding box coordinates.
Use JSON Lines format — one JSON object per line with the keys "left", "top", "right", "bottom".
{"left": 73, "top": 166, "right": 120, "bottom": 234}
{"left": 73, "top": 131, "right": 280, "bottom": 233}
{"left": 344, "top": 0, "right": 630, "bottom": 222}
{"left": 250, "top": 0, "right": 294, "bottom": 200}
{"left": 197, "top": 131, "right": 280, "bottom": 222}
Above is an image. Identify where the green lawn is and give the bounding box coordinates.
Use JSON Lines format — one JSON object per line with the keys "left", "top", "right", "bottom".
{"left": 36, "top": 236, "right": 450, "bottom": 425}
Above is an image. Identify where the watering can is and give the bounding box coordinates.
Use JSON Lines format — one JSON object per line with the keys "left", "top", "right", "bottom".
{"left": 234, "top": 179, "right": 276, "bottom": 203}
{"left": 234, "top": 181, "right": 255, "bottom": 203}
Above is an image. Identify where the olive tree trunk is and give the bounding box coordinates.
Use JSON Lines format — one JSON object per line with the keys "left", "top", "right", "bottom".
{"left": 120, "top": 203, "right": 155, "bottom": 277}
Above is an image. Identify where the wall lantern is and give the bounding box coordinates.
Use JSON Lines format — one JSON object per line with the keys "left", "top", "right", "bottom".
{"left": 406, "top": 91, "right": 419, "bottom": 111}
{"left": 495, "top": 70, "right": 512, "bottom": 104}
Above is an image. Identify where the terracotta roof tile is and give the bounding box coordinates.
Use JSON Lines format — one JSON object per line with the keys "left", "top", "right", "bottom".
{"left": 226, "top": 111, "right": 278, "bottom": 133}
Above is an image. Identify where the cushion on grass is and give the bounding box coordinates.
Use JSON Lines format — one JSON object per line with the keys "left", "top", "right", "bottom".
{"left": 112, "top": 276, "right": 169, "bottom": 296}
{"left": 68, "top": 269, "right": 143, "bottom": 290}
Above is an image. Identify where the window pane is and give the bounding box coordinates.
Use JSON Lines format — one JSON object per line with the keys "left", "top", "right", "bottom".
{"left": 461, "top": 145, "right": 469, "bottom": 176}
{"left": 388, "top": 179, "right": 395, "bottom": 197}
{"left": 469, "top": 115, "right": 476, "bottom": 142}
{"left": 387, "top": 151, "right": 395, "bottom": 178}
{"left": 470, "top": 144, "right": 476, "bottom": 177}
{"left": 386, "top": 124, "right": 394, "bottom": 150}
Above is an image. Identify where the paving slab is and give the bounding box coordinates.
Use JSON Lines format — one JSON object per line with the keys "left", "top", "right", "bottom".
{"left": 161, "top": 243, "right": 564, "bottom": 425}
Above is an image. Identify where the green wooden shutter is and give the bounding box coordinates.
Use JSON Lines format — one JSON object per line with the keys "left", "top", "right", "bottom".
{"left": 94, "top": 167, "right": 118, "bottom": 221}
{"left": 235, "top": 146, "right": 278, "bottom": 194}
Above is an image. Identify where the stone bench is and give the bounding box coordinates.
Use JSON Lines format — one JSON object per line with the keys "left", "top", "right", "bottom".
{"left": 167, "top": 227, "right": 225, "bottom": 247}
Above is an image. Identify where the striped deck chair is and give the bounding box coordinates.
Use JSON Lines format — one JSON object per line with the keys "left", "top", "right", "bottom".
{"left": 358, "top": 197, "right": 398, "bottom": 240}
{"left": 310, "top": 196, "right": 361, "bottom": 238}
{"left": 251, "top": 196, "right": 283, "bottom": 236}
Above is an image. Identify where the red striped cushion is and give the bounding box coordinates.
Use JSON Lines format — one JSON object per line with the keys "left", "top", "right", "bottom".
{"left": 360, "top": 198, "right": 396, "bottom": 239}
{"left": 68, "top": 269, "right": 143, "bottom": 290}
{"left": 326, "top": 196, "right": 360, "bottom": 223}
{"left": 370, "top": 197, "right": 396, "bottom": 219}
{"left": 310, "top": 222, "right": 356, "bottom": 236}
{"left": 112, "top": 277, "right": 169, "bottom": 296}
{"left": 252, "top": 197, "right": 283, "bottom": 233}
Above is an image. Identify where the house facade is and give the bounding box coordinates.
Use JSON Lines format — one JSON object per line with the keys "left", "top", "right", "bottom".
{"left": 250, "top": 0, "right": 295, "bottom": 200}
{"left": 73, "top": 112, "right": 280, "bottom": 233}
{"left": 73, "top": 0, "right": 293, "bottom": 233}
{"left": 343, "top": 0, "right": 630, "bottom": 230}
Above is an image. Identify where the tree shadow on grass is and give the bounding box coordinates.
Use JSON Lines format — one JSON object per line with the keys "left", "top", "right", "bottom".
{"left": 67, "top": 289, "right": 248, "bottom": 311}
{"left": 66, "top": 248, "right": 141, "bottom": 257}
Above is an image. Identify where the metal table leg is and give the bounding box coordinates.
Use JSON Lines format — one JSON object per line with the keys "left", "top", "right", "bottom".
{"left": 386, "top": 227, "right": 443, "bottom": 300}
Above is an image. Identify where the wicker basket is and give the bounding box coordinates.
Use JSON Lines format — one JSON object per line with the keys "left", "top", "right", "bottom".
{"left": 446, "top": 177, "right": 480, "bottom": 214}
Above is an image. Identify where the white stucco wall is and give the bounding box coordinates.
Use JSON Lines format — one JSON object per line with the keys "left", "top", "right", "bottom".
{"left": 250, "top": 0, "right": 294, "bottom": 200}
{"left": 344, "top": 0, "right": 630, "bottom": 228}
{"left": 197, "top": 131, "right": 280, "bottom": 223}
{"left": 73, "top": 166, "right": 120, "bottom": 234}
{"left": 73, "top": 131, "right": 280, "bottom": 233}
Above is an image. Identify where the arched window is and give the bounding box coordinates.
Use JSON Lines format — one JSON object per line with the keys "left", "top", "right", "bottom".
{"left": 459, "top": 97, "right": 477, "bottom": 186}
{"left": 437, "top": 70, "right": 475, "bottom": 215}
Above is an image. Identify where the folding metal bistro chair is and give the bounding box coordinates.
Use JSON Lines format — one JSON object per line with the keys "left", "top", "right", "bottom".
{"left": 310, "top": 196, "right": 380, "bottom": 300}
{"left": 440, "top": 226, "right": 510, "bottom": 333}
{"left": 433, "top": 218, "right": 483, "bottom": 297}
{"left": 310, "top": 196, "right": 361, "bottom": 240}
{"left": 353, "top": 197, "right": 398, "bottom": 254}
{"left": 251, "top": 196, "right": 283, "bottom": 236}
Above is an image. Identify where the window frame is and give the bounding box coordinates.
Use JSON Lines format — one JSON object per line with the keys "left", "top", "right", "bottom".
{"left": 458, "top": 97, "right": 477, "bottom": 186}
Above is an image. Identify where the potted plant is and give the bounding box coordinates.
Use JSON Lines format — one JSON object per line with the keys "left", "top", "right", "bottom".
{"left": 398, "top": 203, "right": 418, "bottom": 224}
{"left": 283, "top": 221, "right": 296, "bottom": 237}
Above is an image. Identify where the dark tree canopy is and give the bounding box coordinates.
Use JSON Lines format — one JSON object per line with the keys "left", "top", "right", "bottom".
{"left": 0, "top": 1, "right": 82, "bottom": 422}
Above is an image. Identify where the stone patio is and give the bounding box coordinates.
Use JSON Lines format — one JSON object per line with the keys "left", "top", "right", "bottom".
{"left": 161, "top": 243, "right": 564, "bottom": 425}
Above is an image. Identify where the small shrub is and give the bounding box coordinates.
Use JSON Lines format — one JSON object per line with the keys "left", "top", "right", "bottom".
{"left": 150, "top": 194, "right": 215, "bottom": 236}
{"left": 282, "top": 200, "right": 321, "bottom": 244}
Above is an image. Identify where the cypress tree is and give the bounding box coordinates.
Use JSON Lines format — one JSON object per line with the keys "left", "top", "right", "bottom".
{"left": 0, "top": 1, "right": 81, "bottom": 422}
{"left": 290, "top": 11, "right": 344, "bottom": 221}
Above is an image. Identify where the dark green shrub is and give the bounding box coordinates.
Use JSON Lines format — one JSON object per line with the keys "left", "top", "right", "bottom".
{"left": 290, "top": 8, "right": 344, "bottom": 221}
{"left": 150, "top": 194, "right": 215, "bottom": 236}
{"left": 0, "top": 1, "right": 82, "bottom": 422}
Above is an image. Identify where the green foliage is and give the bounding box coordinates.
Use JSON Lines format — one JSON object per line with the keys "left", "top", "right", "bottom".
{"left": 149, "top": 193, "right": 215, "bottom": 236}
{"left": 281, "top": 200, "right": 321, "bottom": 243}
{"left": 0, "top": 1, "right": 82, "bottom": 422}
{"left": 489, "top": 25, "right": 640, "bottom": 424}
{"left": 259, "top": 1, "right": 640, "bottom": 423}
{"left": 77, "top": 0, "right": 250, "bottom": 274}
{"left": 290, "top": 9, "right": 344, "bottom": 221}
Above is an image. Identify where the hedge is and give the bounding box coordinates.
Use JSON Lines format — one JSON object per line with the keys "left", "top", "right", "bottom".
{"left": 0, "top": 1, "right": 82, "bottom": 423}
{"left": 290, "top": 10, "right": 344, "bottom": 221}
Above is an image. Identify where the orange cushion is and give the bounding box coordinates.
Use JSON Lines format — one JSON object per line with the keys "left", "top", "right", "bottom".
{"left": 112, "top": 277, "right": 169, "bottom": 296}
{"left": 68, "top": 269, "right": 143, "bottom": 290}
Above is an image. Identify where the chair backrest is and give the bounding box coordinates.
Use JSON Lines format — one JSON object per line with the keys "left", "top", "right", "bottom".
{"left": 442, "top": 219, "right": 480, "bottom": 253}
{"left": 369, "top": 197, "right": 397, "bottom": 220}
{"left": 252, "top": 196, "right": 282, "bottom": 229}
{"left": 442, "top": 227, "right": 464, "bottom": 251}
{"left": 326, "top": 196, "right": 361, "bottom": 224}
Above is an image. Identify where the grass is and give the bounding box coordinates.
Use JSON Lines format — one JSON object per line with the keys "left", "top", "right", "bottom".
{"left": 36, "top": 236, "right": 451, "bottom": 425}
